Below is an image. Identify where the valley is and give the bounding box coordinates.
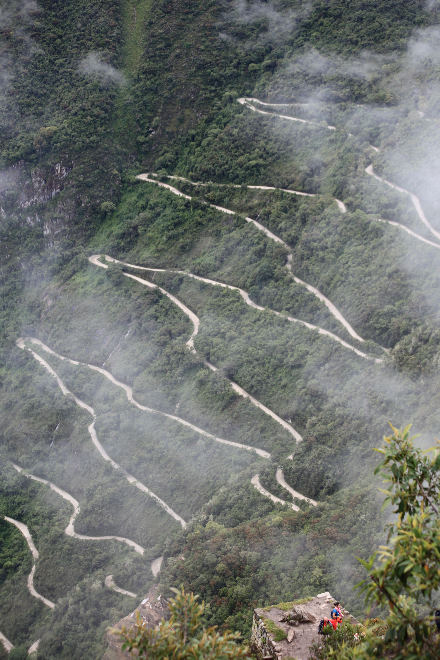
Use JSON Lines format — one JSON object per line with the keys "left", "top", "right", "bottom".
{"left": 1, "top": 1, "right": 440, "bottom": 657}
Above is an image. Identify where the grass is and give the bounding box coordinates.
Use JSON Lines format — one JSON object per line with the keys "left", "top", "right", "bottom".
{"left": 261, "top": 617, "right": 287, "bottom": 642}
{"left": 113, "top": 0, "right": 153, "bottom": 150}
{"left": 263, "top": 596, "right": 314, "bottom": 612}
{"left": 122, "top": 0, "right": 152, "bottom": 74}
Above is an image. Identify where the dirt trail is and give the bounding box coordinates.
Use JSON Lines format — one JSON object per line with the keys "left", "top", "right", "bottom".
{"left": 285, "top": 255, "right": 368, "bottom": 345}
{"left": 90, "top": 255, "right": 304, "bottom": 443}
{"left": 276, "top": 468, "right": 317, "bottom": 506}
{"left": 16, "top": 338, "right": 187, "bottom": 529}
{"left": 237, "top": 97, "right": 337, "bottom": 131}
{"left": 19, "top": 338, "right": 308, "bottom": 514}
{"left": 240, "top": 98, "right": 439, "bottom": 254}
{"left": 251, "top": 475, "right": 299, "bottom": 511}
{"left": 151, "top": 556, "right": 163, "bottom": 578}
{"left": 365, "top": 164, "right": 440, "bottom": 242}
{"left": 97, "top": 255, "right": 378, "bottom": 362}
{"left": 136, "top": 176, "right": 368, "bottom": 346}
{"left": 376, "top": 218, "right": 440, "bottom": 250}
{"left": 105, "top": 575, "right": 137, "bottom": 598}
{"left": 149, "top": 173, "right": 347, "bottom": 213}
{"left": 28, "top": 333, "right": 270, "bottom": 459}
{"left": 4, "top": 516, "right": 55, "bottom": 609}
{"left": 28, "top": 640, "right": 40, "bottom": 654}
{"left": 0, "top": 632, "right": 13, "bottom": 653}
{"left": 12, "top": 463, "right": 145, "bottom": 554}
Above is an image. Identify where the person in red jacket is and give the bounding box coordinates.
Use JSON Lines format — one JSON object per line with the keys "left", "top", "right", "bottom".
{"left": 318, "top": 602, "right": 344, "bottom": 634}
{"left": 330, "top": 602, "right": 343, "bottom": 629}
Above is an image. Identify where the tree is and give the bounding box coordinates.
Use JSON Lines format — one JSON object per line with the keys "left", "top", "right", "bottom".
{"left": 313, "top": 425, "right": 440, "bottom": 659}
{"left": 357, "top": 424, "right": 440, "bottom": 659}
{"left": 119, "top": 586, "right": 252, "bottom": 659}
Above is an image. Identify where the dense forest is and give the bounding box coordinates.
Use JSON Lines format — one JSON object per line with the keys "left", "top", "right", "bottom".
{"left": 1, "top": 1, "right": 440, "bottom": 657}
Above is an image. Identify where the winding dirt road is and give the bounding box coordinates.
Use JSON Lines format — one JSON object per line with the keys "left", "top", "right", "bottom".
{"left": 275, "top": 468, "right": 317, "bottom": 506}
{"left": 105, "top": 575, "right": 137, "bottom": 598}
{"left": 251, "top": 475, "right": 299, "bottom": 511}
{"left": 28, "top": 640, "right": 40, "bottom": 654}
{"left": 239, "top": 97, "right": 440, "bottom": 256}
{"left": 365, "top": 164, "right": 440, "bottom": 242}
{"left": 4, "top": 516, "right": 55, "bottom": 609}
{"left": 12, "top": 463, "right": 145, "bottom": 554}
{"left": 0, "top": 632, "right": 13, "bottom": 653}
{"left": 90, "top": 255, "right": 304, "bottom": 443}
{"left": 136, "top": 176, "right": 369, "bottom": 346}
{"left": 94, "top": 254, "right": 377, "bottom": 362}
{"left": 27, "top": 334, "right": 270, "bottom": 459}
{"left": 16, "top": 338, "right": 187, "bottom": 529}
{"left": 238, "top": 97, "right": 337, "bottom": 131}
{"left": 148, "top": 172, "right": 347, "bottom": 214}
{"left": 375, "top": 218, "right": 440, "bottom": 250}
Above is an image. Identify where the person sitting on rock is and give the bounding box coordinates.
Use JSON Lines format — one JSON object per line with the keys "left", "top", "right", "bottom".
{"left": 330, "top": 602, "right": 343, "bottom": 629}
{"left": 331, "top": 602, "right": 343, "bottom": 619}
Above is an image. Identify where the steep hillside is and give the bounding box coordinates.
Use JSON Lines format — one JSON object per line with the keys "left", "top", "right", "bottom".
{"left": 1, "top": 1, "right": 440, "bottom": 657}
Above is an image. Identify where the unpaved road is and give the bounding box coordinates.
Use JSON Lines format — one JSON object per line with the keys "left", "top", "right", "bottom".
{"left": 96, "top": 255, "right": 378, "bottom": 362}
{"left": 237, "top": 97, "right": 337, "bottom": 131}
{"left": 136, "top": 176, "right": 370, "bottom": 347}
{"left": 90, "top": 255, "right": 304, "bottom": 443}
{"left": 365, "top": 164, "right": 440, "bottom": 242}
{"left": 276, "top": 468, "right": 317, "bottom": 506}
{"left": 240, "top": 98, "right": 440, "bottom": 254}
{"left": 28, "top": 640, "right": 40, "bottom": 654}
{"left": 376, "top": 217, "right": 440, "bottom": 250}
{"left": 4, "top": 516, "right": 55, "bottom": 609}
{"left": 16, "top": 338, "right": 187, "bottom": 529}
{"left": 13, "top": 463, "right": 146, "bottom": 554}
{"left": 251, "top": 475, "right": 299, "bottom": 511}
{"left": 27, "top": 333, "right": 270, "bottom": 459}
{"left": 150, "top": 172, "right": 347, "bottom": 213}
{"left": 105, "top": 575, "right": 137, "bottom": 598}
{"left": 0, "top": 632, "right": 13, "bottom": 653}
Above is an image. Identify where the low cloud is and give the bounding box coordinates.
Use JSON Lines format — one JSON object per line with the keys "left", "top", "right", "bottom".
{"left": 285, "top": 47, "right": 392, "bottom": 83}
{"left": 221, "top": 0, "right": 312, "bottom": 46}
{"left": 79, "top": 52, "right": 126, "bottom": 86}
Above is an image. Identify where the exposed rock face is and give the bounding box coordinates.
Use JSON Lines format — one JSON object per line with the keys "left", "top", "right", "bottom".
{"left": 103, "top": 586, "right": 168, "bottom": 660}
{"left": 251, "top": 592, "right": 357, "bottom": 660}
{"left": 0, "top": 161, "right": 73, "bottom": 245}
{"left": 21, "top": 162, "right": 70, "bottom": 208}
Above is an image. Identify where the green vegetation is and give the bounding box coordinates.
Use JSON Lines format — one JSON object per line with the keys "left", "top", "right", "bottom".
{"left": 120, "top": 586, "right": 251, "bottom": 658}
{"left": 356, "top": 425, "right": 440, "bottom": 659}
{"left": 122, "top": 0, "right": 152, "bottom": 74}
{"left": 310, "top": 426, "right": 440, "bottom": 659}
{"left": 1, "top": 1, "right": 440, "bottom": 657}
{"left": 260, "top": 617, "right": 287, "bottom": 642}
{"left": 263, "top": 597, "right": 314, "bottom": 612}
{"left": 310, "top": 621, "right": 364, "bottom": 660}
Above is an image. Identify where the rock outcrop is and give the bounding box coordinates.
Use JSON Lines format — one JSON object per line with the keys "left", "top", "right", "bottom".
{"left": 251, "top": 592, "right": 357, "bottom": 660}
{"left": 103, "top": 586, "right": 168, "bottom": 660}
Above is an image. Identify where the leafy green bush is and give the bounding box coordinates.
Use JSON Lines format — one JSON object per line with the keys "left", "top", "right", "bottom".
{"left": 120, "top": 586, "right": 251, "bottom": 659}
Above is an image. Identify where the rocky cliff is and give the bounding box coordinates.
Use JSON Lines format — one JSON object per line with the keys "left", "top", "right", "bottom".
{"left": 103, "top": 586, "right": 168, "bottom": 660}
{"left": 251, "top": 592, "right": 357, "bottom": 660}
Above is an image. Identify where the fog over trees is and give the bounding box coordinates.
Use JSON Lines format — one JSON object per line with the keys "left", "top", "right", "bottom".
{"left": 1, "top": 1, "right": 440, "bottom": 657}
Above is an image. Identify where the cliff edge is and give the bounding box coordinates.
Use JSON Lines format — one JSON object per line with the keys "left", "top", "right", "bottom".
{"left": 251, "top": 592, "right": 357, "bottom": 660}
{"left": 103, "top": 586, "right": 168, "bottom": 660}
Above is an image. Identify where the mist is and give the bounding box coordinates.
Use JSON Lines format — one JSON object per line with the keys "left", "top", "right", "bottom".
{"left": 3, "top": 3, "right": 440, "bottom": 654}
{"left": 220, "top": 0, "right": 312, "bottom": 47}
{"left": 78, "top": 52, "right": 126, "bottom": 86}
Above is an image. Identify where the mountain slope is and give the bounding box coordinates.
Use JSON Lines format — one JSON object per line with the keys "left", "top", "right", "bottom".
{"left": 1, "top": 1, "right": 440, "bottom": 657}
